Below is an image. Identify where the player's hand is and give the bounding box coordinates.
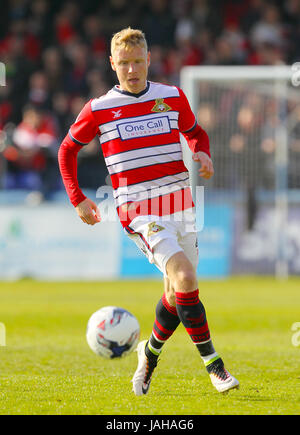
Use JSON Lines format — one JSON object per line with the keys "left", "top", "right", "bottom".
{"left": 75, "top": 198, "right": 101, "bottom": 225}
{"left": 192, "top": 151, "right": 214, "bottom": 179}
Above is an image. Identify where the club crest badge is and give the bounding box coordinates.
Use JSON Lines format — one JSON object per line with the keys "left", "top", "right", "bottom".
{"left": 148, "top": 222, "right": 165, "bottom": 237}
{"left": 151, "top": 98, "right": 171, "bottom": 113}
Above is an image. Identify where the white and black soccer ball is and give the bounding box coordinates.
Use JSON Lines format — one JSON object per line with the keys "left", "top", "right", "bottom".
{"left": 86, "top": 306, "right": 140, "bottom": 359}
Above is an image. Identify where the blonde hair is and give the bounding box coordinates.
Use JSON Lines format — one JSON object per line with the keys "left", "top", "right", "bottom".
{"left": 111, "top": 27, "right": 148, "bottom": 55}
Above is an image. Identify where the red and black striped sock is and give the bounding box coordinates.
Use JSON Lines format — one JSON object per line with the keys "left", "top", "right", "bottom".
{"left": 175, "top": 289, "right": 217, "bottom": 361}
{"left": 146, "top": 293, "right": 180, "bottom": 359}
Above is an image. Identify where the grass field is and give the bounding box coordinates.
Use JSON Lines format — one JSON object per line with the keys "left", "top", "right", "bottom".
{"left": 0, "top": 277, "right": 299, "bottom": 415}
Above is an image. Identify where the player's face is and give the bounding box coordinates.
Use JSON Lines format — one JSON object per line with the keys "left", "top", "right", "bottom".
{"left": 110, "top": 45, "right": 150, "bottom": 94}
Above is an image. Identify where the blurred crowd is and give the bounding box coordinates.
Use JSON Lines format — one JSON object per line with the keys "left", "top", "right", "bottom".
{"left": 0, "top": 0, "right": 300, "bottom": 198}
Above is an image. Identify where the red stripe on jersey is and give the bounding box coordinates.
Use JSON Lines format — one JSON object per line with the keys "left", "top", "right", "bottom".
{"left": 101, "top": 131, "right": 180, "bottom": 158}
{"left": 92, "top": 96, "right": 180, "bottom": 125}
{"left": 110, "top": 160, "right": 187, "bottom": 189}
{"left": 117, "top": 187, "right": 194, "bottom": 227}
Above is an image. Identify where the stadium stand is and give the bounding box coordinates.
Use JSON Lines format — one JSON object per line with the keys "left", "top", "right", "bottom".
{"left": 0, "top": 0, "right": 299, "bottom": 197}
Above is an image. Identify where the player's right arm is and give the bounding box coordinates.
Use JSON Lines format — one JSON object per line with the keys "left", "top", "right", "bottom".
{"left": 58, "top": 100, "right": 101, "bottom": 225}
{"left": 75, "top": 197, "right": 101, "bottom": 225}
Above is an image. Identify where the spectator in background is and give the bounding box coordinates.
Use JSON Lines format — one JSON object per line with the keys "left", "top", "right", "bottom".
{"left": 0, "top": 84, "right": 12, "bottom": 130}
{"left": 163, "top": 48, "right": 184, "bottom": 86}
{"left": 174, "top": 2, "right": 204, "bottom": 68}
{"left": 99, "top": 0, "right": 138, "bottom": 38}
{"left": 240, "top": 0, "right": 265, "bottom": 34}
{"left": 86, "top": 69, "right": 110, "bottom": 99}
{"left": 250, "top": 3, "right": 284, "bottom": 49}
{"left": 54, "top": 0, "right": 80, "bottom": 48}
{"left": 63, "top": 41, "right": 90, "bottom": 96}
{"left": 13, "top": 105, "right": 57, "bottom": 154}
{"left": 27, "top": 70, "right": 51, "bottom": 109}
{"left": 0, "top": 17, "right": 41, "bottom": 63}
{"left": 0, "top": 18, "right": 35, "bottom": 122}
{"left": 248, "top": 2, "right": 286, "bottom": 65}
{"left": 82, "top": 15, "right": 107, "bottom": 66}
{"left": 42, "top": 47, "right": 65, "bottom": 95}
{"left": 192, "top": 0, "right": 223, "bottom": 36}
{"left": 1, "top": 0, "right": 300, "bottom": 196}
{"left": 142, "top": 0, "right": 176, "bottom": 47}
{"left": 283, "top": 0, "right": 300, "bottom": 61}
{"left": 193, "top": 28, "right": 214, "bottom": 65}
{"left": 148, "top": 45, "right": 169, "bottom": 82}
{"left": 4, "top": 104, "right": 59, "bottom": 196}
{"left": 51, "top": 91, "right": 71, "bottom": 140}
{"left": 27, "top": 0, "right": 53, "bottom": 49}
{"left": 214, "top": 36, "right": 241, "bottom": 65}
{"left": 220, "top": 20, "right": 248, "bottom": 64}
{"left": 174, "top": 1, "right": 194, "bottom": 45}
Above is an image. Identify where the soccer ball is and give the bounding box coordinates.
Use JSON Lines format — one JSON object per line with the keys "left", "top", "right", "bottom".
{"left": 86, "top": 306, "right": 140, "bottom": 359}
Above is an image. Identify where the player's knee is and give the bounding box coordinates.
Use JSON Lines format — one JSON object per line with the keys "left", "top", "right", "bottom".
{"left": 166, "top": 251, "right": 197, "bottom": 291}
{"left": 173, "top": 268, "right": 197, "bottom": 292}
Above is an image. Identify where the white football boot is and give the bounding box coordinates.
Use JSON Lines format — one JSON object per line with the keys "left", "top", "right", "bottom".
{"left": 131, "top": 340, "right": 158, "bottom": 396}
{"left": 209, "top": 366, "right": 239, "bottom": 393}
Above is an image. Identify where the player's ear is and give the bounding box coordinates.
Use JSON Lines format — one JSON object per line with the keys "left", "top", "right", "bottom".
{"left": 147, "top": 51, "right": 151, "bottom": 67}
{"left": 110, "top": 55, "right": 116, "bottom": 71}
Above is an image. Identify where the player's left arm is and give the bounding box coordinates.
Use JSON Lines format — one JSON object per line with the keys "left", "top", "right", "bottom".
{"left": 177, "top": 87, "right": 214, "bottom": 180}
{"left": 192, "top": 150, "right": 214, "bottom": 179}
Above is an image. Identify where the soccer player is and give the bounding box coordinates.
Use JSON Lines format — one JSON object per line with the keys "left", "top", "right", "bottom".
{"left": 58, "top": 27, "right": 239, "bottom": 395}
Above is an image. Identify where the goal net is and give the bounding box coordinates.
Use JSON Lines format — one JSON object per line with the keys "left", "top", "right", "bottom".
{"left": 180, "top": 65, "right": 300, "bottom": 278}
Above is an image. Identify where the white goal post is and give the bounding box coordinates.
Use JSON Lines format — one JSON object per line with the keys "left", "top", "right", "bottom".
{"left": 180, "top": 65, "right": 294, "bottom": 279}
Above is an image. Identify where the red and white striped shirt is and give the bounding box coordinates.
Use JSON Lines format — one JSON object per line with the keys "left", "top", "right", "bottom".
{"left": 58, "top": 81, "right": 210, "bottom": 228}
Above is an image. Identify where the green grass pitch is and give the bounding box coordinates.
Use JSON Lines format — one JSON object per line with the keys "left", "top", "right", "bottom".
{"left": 0, "top": 277, "right": 299, "bottom": 415}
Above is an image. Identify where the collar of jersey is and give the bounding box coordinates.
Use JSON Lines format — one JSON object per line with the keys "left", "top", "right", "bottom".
{"left": 113, "top": 81, "right": 150, "bottom": 98}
